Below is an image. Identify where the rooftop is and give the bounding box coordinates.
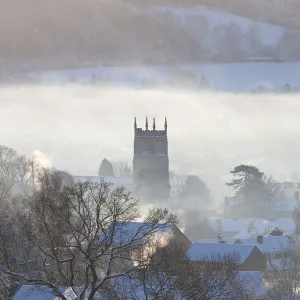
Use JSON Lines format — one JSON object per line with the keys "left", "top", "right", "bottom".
{"left": 186, "top": 242, "right": 257, "bottom": 264}
{"left": 239, "top": 235, "right": 295, "bottom": 253}
{"left": 101, "top": 221, "right": 174, "bottom": 246}
{"left": 13, "top": 285, "right": 76, "bottom": 300}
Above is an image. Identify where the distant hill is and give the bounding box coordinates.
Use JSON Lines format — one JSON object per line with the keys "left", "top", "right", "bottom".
{"left": 0, "top": 0, "right": 298, "bottom": 78}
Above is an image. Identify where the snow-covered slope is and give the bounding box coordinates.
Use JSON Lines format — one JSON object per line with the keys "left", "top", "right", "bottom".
{"left": 154, "top": 5, "right": 285, "bottom": 46}
{"left": 5, "top": 5, "right": 290, "bottom": 91}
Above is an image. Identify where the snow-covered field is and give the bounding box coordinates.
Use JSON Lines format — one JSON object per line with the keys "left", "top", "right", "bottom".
{"left": 18, "top": 62, "right": 300, "bottom": 92}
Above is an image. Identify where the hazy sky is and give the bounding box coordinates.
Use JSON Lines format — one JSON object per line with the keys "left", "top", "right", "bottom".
{"left": 1, "top": 84, "right": 300, "bottom": 202}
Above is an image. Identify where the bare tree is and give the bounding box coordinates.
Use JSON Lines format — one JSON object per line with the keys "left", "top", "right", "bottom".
{"left": 104, "top": 242, "right": 252, "bottom": 300}
{"left": 104, "top": 244, "right": 181, "bottom": 299}
{"left": 15, "top": 154, "right": 41, "bottom": 195}
{"left": 169, "top": 171, "right": 187, "bottom": 198}
{"left": 0, "top": 145, "right": 41, "bottom": 199}
{"left": 264, "top": 247, "right": 300, "bottom": 300}
{"left": 0, "top": 171, "right": 177, "bottom": 300}
{"left": 112, "top": 160, "right": 132, "bottom": 177}
{"left": 151, "top": 245, "right": 252, "bottom": 300}
{"left": 244, "top": 26, "right": 262, "bottom": 56}
{"left": 0, "top": 145, "right": 19, "bottom": 200}
{"left": 0, "top": 198, "right": 22, "bottom": 299}
{"left": 294, "top": 206, "right": 300, "bottom": 235}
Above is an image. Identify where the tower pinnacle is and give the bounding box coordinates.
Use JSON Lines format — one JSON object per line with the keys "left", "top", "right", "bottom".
{"left": 153, "top": 117, "right": 156, "bottom": 130}
{"left": 164, "top": 117, "right": 167, "bottom": 133}
{"left": 145, "top": 116, "right": 149, "bottom": 130}
{"left": 134, "top": 117, "right": 137, "bottom": 129}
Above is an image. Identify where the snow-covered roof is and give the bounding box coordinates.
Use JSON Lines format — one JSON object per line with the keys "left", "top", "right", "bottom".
{"left": 195, "top": 238, "right": 239, "bottom": 244}
{"left": 73, "top": 176, "right": 132, "bottom": 185}
{"left": 186, "top": 242, "right": 256, "bottom": 264}
{"left": 266, "top": 256, "right": 296, "bottom": 270}
{"left": 102, "top": 221, "right": 174, "bottom": 246}
{"left": 208, "top": 217, "right": 296, "bottom": 238}
{"left": 106, "top": 272, "right": 179, "bottom": 299}
{"left": 238, "top": 271, "right": 268, "bottom": 297}
{"left": 239, "top": 236, "right": 295, "bottom": 253}
{"left": 12, "top": 285, "right": 76, "bottom": 300}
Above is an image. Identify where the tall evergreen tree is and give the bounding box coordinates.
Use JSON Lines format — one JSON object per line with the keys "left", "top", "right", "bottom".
{"left": 98, "top": 158, "right": 115, "bottom": 177}
{"left": 227, "top": 165, "right": 281, "bottom": 218}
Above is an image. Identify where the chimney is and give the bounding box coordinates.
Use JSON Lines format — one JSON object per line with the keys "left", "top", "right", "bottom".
{"left": 257, "top": 235, "right": 263, "bottom": 244}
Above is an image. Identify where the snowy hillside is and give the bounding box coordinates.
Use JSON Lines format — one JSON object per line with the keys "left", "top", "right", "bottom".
{"left": 153, "top": 5, "right": 285, "bottom": 46}
{"left": 18, "top": 61, "right": 300, "bottom": 92}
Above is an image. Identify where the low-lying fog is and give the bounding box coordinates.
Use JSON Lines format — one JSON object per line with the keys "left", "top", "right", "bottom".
{"left": 1, "top": 84, "right": 300, "bottom": 202}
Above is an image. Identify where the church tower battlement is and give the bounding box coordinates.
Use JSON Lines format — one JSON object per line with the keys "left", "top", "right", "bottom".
{"left": 133, "top": 117, "right": 169, "bottom": 198}
{"left": 134, "top": 117, "right": 168, "bottom": 156}
{"left": 134, "top": 116, "right": 167, "bottom": 137}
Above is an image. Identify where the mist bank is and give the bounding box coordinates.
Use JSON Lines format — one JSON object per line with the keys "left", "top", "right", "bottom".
{"left": 1, "top": 84, "right": 299, "bottom": 202}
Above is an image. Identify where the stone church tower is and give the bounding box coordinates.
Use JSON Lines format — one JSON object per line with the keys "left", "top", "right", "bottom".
{"left": 133, "top": 117, "right": 170, "bottom": 198}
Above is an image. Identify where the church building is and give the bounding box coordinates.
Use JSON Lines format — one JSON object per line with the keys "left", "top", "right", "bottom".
{"left": 133, "top": 117, "right": 170, "bottom": 198}
{"left": 74, "top": 117, "right": 170, "bottom": 198}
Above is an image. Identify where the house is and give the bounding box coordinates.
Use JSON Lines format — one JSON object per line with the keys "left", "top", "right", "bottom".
{"left": 12, "top": 285, "right": 76, "bottom": 300}
{"left": 105, "top": 221, "right": 191, "bottom": 249}
{"left": 238, "top": 235, "right": 295, "bottom": 260}
{"left": 186, "top": 242, "right": 266, "bottom": 271}
{"left": 101, "top": 221, "right": 191, "bottom": 266}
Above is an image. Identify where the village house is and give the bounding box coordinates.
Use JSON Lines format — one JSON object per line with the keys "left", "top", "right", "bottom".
{"left": 186, "top": 242, "right": 266, "bottom": 272}
{"left": 107, "top": 221, "right": 191, "bottom": 248}
{"left": 102, "top": 221, "right": 191, "bottom": 267}
{"left": 238, "top": 235, "right": 295, "bottom": 260}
